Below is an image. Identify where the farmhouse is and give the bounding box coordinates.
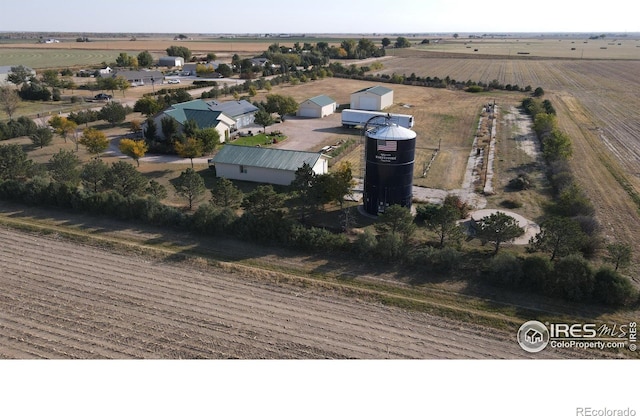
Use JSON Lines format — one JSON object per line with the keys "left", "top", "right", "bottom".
{"left": 211, "top": 145, "right": 329, "bottom": 186}
{"left": 182, "top": 62, "right": 219, "bottom": 76}
{"left": 158, "top": 56, "right": 185, "bottom": 67}
{"left": 297, "top": 95, "right": 337, "bottom": 118}
{"left": 151, "top": 100, "right": 235, "bottom": 142}
{"left": 110, "top": 70, "right": 164, "bottom": 86}
{"left": 206, "top": 100, "right": 259, "bottom": 129}
{"left": 350, "top": 85, "right": 393, "bottom": 111}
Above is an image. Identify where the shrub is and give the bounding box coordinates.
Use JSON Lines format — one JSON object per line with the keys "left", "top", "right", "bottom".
{"left": 593, "top": 267, "right": 638, "bottom": 307}
{"left": 521, "top": 255, "right": 554, "bottom": 293}
{"left": 484, "top": 252, "right": 523, "bottom": 287}
{"left": 500, "top": 199, "right": 523, "bottom": 209}
{"left": 554, "top": 255, "right": 594, "bottom": 302}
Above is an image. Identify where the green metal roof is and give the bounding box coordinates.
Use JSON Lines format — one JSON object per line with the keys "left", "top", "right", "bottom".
{"left": 164, "top": 99, "right": 224, "bottom": 128}
{"left": 354, "top": 85, "right": 393, "bottom": 96}
{"left": 305, "top": 95, "right": 336, "bottom": 107}
{"left": 212, "top": 145, "right": 324, "bottom": 171}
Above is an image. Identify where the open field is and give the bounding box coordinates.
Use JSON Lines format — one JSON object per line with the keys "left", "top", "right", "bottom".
{"left": 1, "top": 212, "right": 634, "bottom": 359}
{"left": 412, "top": 37, "right": 640, "bottom": 59}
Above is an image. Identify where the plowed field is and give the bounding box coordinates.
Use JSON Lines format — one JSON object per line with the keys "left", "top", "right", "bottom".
{"left": 0, "top": 227, "right": 613, "bottom": 359}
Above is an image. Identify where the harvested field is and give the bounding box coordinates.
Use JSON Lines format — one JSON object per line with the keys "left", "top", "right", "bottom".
{"left": 0, "top": 227, "right": 618, "bottom": 359}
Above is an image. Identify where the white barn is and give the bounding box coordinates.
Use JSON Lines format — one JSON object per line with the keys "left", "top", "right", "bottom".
{"left": 211, "top": 146, "right": 329, "bottom": 186}
{"left": 297, "top": 95, "right": 337, "bottom": 118}
{"left": 350, "top": 85, "right": 394, "bottom": 111}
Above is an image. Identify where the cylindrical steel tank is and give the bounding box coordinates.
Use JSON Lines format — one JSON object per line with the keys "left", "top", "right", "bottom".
{"left": 363, "top": 122, "right": 416, "bottom": 215}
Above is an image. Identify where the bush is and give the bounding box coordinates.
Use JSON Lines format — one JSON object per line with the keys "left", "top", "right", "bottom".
{"left": 593, "top": 267, "right": 638, "bottom": 307}
{"left": 500, "top": 199, "right": 523, "bottom": 209}
{"left": 554, "top": 255, "right": 594, "bottom": 302}
{"left": 508, "top": 173, "right": 532, "bottom": 191}
{"left": 354, "top": 229, "right": 377, "bottom": 258}
{"left": 521, "top": 255, "right": 554, "bottom": 293}
{"left": 484, "top": 252, "right": 523, "bottom": 287}
{"left": 288, "top": 225, "right": 348, "bottom": 253}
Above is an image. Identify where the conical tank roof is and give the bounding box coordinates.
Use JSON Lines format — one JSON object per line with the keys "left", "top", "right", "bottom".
{"left": 366, "top": 123, "right": 416, "bottom": 140}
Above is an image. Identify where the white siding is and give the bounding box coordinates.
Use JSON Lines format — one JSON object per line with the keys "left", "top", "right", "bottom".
{"left": 214, "top": 157, "right": 328, "bottom": 186}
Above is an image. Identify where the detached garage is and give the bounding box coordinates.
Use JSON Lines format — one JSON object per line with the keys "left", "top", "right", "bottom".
{"left": 350, "top": 86, "right": 394, "bottom": 111}
{"left": 297, "top": 95, "right": 337, "bottom": 118}
{"left": 211, "top": 145, "right": 329, "bottom": 186}
{"left": 159, "top": 56, "right": 185, "bottom": 67}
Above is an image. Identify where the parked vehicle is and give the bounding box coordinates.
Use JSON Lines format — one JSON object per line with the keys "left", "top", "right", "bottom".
{"left": 94, "top": 93, "right": 112, "bottom": 100}
{"left": 167, "top": 79, "right": 181, "bottom": 84}
{"left": 341, "top": 109, "right": 414, "bottom": 129}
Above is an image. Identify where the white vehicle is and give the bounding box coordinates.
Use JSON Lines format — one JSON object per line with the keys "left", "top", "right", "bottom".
{"left": 341, "top": 109, "right": 414, "bottom": 129}
{"left": 167, "top": 79, "right": 181, "bottom": 84}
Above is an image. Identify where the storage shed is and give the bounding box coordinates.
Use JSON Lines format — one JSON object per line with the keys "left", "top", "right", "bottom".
{"left": 211, "top": 146, "right": 329, "bottom": 186}
{"left": 350, "top": 86, "right": 394, "bottom": 111}
{"left": 159, "top": 56, "right": 185, "bottom": 67}
{"left": 297, "top": 95, "right": 337, "bottom": 118}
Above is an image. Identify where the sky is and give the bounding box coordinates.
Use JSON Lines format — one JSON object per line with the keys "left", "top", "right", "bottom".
{"left": 1, "top": 0, "right": 639, "bottom": 34}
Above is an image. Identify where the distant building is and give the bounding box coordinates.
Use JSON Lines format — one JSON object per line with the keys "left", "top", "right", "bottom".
{"left": 98, "top": 66, "right": 112, "bottom": 75}
{"left": 297, "top": 95, "right": 337, "bottom": 118}
{"left": 350, "top": 85, "right": 394, "bottom": 111}
{"left": 111, "top": 70, "right": 164, "bottom": 87}
{"left": 158, "top": 56, "right": 185, "bottom": 67}
{"left": 211, "top": 146, "right": 329, "bottom": 186}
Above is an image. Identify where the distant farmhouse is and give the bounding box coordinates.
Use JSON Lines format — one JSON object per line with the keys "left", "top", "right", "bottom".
{"left": 0, "top": 66, "right": 36, "bottom": 85}
{"left": 107, "top": 70, "right": 164, "bottom": 87}
{"left": 211, "top": 146, "right": 329, "bottom": 186}
{"left": 297, "top": 95, "right": 337, "bottom": 118}
{"left": 350, "top": 85, "right": 393, "bottom": 111}
{"left": 158, "top": 56, "right": 185, "bottom": 67}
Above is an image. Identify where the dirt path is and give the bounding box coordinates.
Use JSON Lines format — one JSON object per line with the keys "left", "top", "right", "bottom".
{"left": 0, "top": 227, "right": 614, "bottom": 359}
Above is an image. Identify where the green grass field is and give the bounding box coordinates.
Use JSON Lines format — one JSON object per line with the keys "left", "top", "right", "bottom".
{"left": 0, "top": 48, "right": 137, "bottom": 68}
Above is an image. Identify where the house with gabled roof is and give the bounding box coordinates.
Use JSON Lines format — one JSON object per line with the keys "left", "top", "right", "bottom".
{"left": 350, "top": 85, "right": 393, "bottom": 111}
{"left": 206, "top": 100, "right": 259, "bottom": 129}
{"left": 210, "top": 145, "right": 329, "bottom": 186}
{"left": 297, "top": 95, "right": 337, "bottom": 118}
{"left": 151, "top": 100, "right": 235, "bottom": 143}
{"left": 109, "top": 70, "right": 164, "bottom": 87}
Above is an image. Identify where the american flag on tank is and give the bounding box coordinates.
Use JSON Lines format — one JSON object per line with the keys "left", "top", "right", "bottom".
{"left": 377, "top": 140, "right": 397, "bottom": 152}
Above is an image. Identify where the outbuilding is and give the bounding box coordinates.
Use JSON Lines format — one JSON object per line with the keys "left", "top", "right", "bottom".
{"left": 350, "top": 85, "right": 394, "bottom": 111}
{"left": 158, "top": 56, "right": 185, "bottom": 67}
{"left": 211, "top": 146, "right": 329, "bottom": 186}
{"left": 297, "top": 95, "right": 337, "bottom": 118}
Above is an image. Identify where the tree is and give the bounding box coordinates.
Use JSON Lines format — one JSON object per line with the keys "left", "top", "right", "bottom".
{"left": 103, "top": 161, "right": 148, "bottom": 197}
{"left": 99, "top": 101, "right": 127, "bottom": 126}
{"left": 254, "top": 109, "right": 275, "bottom": 133}
{"left": 134, "top": 96, "right": 162, "bottom": 117}
{"left": 194, "top": 128, "right": 220, "bottom": 154}
{"left": 381, "top": 37, "right": 391, "bottom": 48}
{"left": 146, "top": 180, "right": 168, "bottom": 200}
{"left": 533, "top": 87, "right": 545, "bottom": 97}
{"left": 79, "top": 128, "right": 109, "bottom": 158}
{"left": 118, "top": 139, "right": 148, "bottom": 167}
{"left": 0, "top": 85, "right": 20, "bottom": 119}
{"left": 41, "top": 69, "right": 60, "bottom": 88}
{"left": 475, "top": 212, "right": 524, "bottom": 254}
{"left": 160, "top": 116, "right": 180, "bottom": 142}
{"left": 144, "top": 118, "right": 158, "bottom": 142}
{"left": 48, "top": 149, "right": 80, "bottom": 185}
{"left": 453, "top": 33, "right": 459, "bottom": 39}
{"left": 542, "top": 129, "right": 572, "bottom": 161}
{"left": 173, "top": 168, "right": 205, "bottom": 210}
{"left": 115, "top": 76, "right": 130, "bottom": 97}
{"left": 166, "top": 45, "right": 191, "bottom": 61}
{"left": 529, "top": 216, "right": 585, "bottom": 260}
{"left": 48, "top": 115, "right": 77, "bottom": 143}
{"left": 206, "top": 52, "right": 217, "bottom": 62}
{"left": 375, "top": 204, "right": 416, "bottom": 242}
{"left": 0, "top": 143, "right": 32, "bottom": 180}
{"left": 421, "top": 204, "right": 464, "bottom": 248}
{"left": 30, "top": 127, "right": 53, "bottom": 149}
{"left": 554, "top": 255, "right": 594, "bottom": 302}
{"left": 394, "top": 37, "right": 412, "bottom": 48}
{"left": 80, "top": 158, "right": 108, "bottom": 192}
{"left": 210, "top": 177, "right": 243, "bottom": 209}
{"left": 242, "top": 185, "right": 285, "bottom": 219}
{"left": 605, "top": 242, "right": 632, "bottom": 271}
{"left": 97, "top": 76, "right": 119, "bottom": 96}
{"left": 291, "top": 162, "right": 316, "bottom": 221}
{"left": 182, "top": 119, "right": 198, "bottom": 138}
{"left": 216, "top": 63, "right": 232, "bottom": 78}
{"left": 130, "top": 120, "right": 142, "bottom": 138}
{"left": 593, "top": 267, "right": 638, "bottom": 306}
{"left": 174, "top": 137, "right": 203, "bottom": 168}
{"left": 137, "top": 50, "right": 154, "bottom": 68}
{"left": 265, "top": 94, "right": 298, "bottom": 122}
{"left": 7, "top": 65, "right": 34, "bottom": 86}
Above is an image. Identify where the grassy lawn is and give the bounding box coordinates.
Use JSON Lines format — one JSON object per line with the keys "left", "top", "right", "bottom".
{"left": 227, "top": 133, "right": 285, "bottom": 147}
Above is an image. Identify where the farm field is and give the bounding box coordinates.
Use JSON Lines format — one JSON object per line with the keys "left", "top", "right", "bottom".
{"left": 0, "top": 225, "right": 624, "bottom": 359}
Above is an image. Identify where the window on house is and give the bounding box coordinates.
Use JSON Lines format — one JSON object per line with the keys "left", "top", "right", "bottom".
{"left": 239, "top": 165, "right": 247, "bottom": 174}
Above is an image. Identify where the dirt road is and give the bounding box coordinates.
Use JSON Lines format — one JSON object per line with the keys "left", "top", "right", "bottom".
{"left": 0, "top": 227, "right": 612, "bottom": 359}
